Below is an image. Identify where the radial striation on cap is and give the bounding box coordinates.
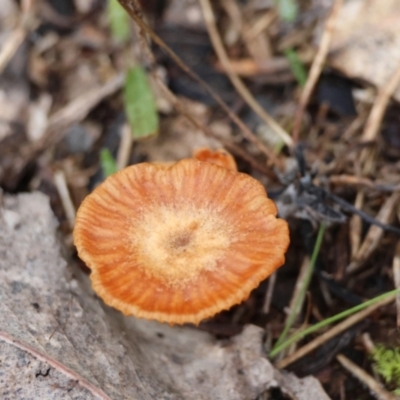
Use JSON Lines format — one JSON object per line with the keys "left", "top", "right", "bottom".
{"left": 73, "top": 158, "right": 289, "bottom": 325}
{"left": 193, "top": 147, "right": 238, "bottom": 171}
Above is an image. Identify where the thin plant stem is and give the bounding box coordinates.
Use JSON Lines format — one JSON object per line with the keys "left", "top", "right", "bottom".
{"left": 273, "top": 222, "right": 326, "bottom": 351}
{"left": 270, "top": 288, "right": 400, "bottom": 359}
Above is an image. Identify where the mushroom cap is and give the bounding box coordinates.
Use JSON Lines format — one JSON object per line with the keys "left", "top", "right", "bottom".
{"left": 73, "top": 158, "right": 289, "bottom": 325}
{"left": 193, "top": 147, "right": 237, "bottom": 171}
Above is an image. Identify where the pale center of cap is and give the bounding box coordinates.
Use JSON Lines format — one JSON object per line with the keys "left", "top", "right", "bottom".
{"left": 128, "top": 205, "right": 232, "bottom": 287}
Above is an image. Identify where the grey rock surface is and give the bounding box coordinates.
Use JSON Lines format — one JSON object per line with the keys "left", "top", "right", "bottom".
{"left": 0, "top": 192, "right": 331, "bottom": 400}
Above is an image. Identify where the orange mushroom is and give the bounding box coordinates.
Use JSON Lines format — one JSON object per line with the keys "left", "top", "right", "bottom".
{"left": 193, "top": 147, "right": 237, "bottom": 171}
{"left": 73, "top": 158, "right": 289, "bottom": 325}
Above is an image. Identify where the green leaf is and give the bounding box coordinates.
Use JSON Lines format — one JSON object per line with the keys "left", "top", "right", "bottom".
{"left": 124, "top": 66, "right": 159, "bottom": 139}
{"left": 275, "top": 0, "right": 298, "bottom": 22}
{"left": 284, "top": 48, "right": 307, "bottom": 87}
{"left": 107, "top": 0, "right": 130, "bottom": 42}
{"left": 100, "top": 148, "right": 118, "bottom": 177}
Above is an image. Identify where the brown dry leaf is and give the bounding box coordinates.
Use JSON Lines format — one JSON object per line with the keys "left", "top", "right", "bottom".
{"left": 0, "top": 192, "right": 331, "bottom": 400}
{"left": 328, "top": 0, "right": 400, "bottom": 101}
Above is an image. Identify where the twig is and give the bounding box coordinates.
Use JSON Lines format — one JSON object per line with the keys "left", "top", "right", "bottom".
{"left": 324, "top": 189, "right": 400, "bottom": 235}
{"left": 0, "top": 331, "right": 112, "bottom": 400}
{"left": 243, "top": 10, "right": 277, "bottom": 42}
{"left": 336, "top": 354, "right": 399, "bottom": 400}
{"left": 116, "top": 123, "right": 134, "bottom": 170}
{"left": 119, "top": 0, "right": 274, "bottom": 176}
{"left": 0, "top": 0, "right": 37, "bottom": 74}
{"left": 349, "top": 192, "right": 364, "bottom": 259}
{"left": 198, "top": 0, "right": 292, "bottom": 148}
{"left": 155, "top": 75, "right": 273, "bottom": 176}
{"left": 347, "top": 192, "right": 400, "bottom": 274}
{"left": 356, "top": 60, "right": 400, "bottom": 181}
{"left": 361, "top": 61, "right": 400, "bottom": 144}
{"left": 118, "top": 0, "right": 282, "bottom": 166}
{"left": 361, "top": 332, "right": 376, "bottom": 355}
{"left": 292, "top": 0, "right": 343, "bottom": 143}
{"left": 329, "top": 175, "right": 400, "bottom": 193}
{"left": 274, "top": 291, "right": 396, "bottom": 368}
{"left": 36, "top": 73, "right": 125, "bottom": 150}
{"left": 262, "top": 271, "right": 277, "bottom": 314}
{"left": 53, "top": 170, "right": 76, "bottom": 229}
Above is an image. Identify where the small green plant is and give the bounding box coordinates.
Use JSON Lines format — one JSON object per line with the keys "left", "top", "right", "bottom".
{"left": 124, "top": 66, "right": 159, "bottom": 139}
{"left": 371, "top": 345, "right": 400, "bottom": 394}
{"left": 100, "top": 148, "right": 118, "bottom": 177}
{"left": 284, "top": 48, "right": 307, "bottom": 87}
{"left": 107, "top": 0, "right": 130, "bottom": 42}
{"left": 275, "top": 0, "right": 298, "bottom": 22}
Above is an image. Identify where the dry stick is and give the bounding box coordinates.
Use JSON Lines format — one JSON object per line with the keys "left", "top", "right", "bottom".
{"left": 35, "top": 73, "right": 125, "bottom": 151}
{"left": 0, "top": 0, "right": 36, "bottom": 74}
{"left": 361, "top": 332, "right": 376, "bottom": 355}
{"left": 121, "top": 0, "right": 273, "bottom": 177}
{"left": 221, "top": 0, "right": 274, "bottom": 65}
{"left": 361, "top": 61, "right": 400, "bottom": 144}
{"left": 243, "top": 10, "right": 277, "bottom": 42}
{"left": 393, "top": 241, "right": 400, "bottom": 327}
{"left": 349, "top": 191, "right": 364, "bottom": 259}
{"left": 348, "top": 62, "right": 400, "bottom": 272}
{"left": 336, "top": 354, "right": 399, "bottom": 400}
{"left": 118, "top": 0, "right": 281, "bottom": 167}
{"left": 358, "top": 60, "right": 400, "bottom": 170}
{"left": 0, "top": 331, "right": 112, "bottom": 400}
{"left": 116, "top": 123, "right": 134, "bottom": 171}
{"left": 53, "top": 170, "right": 76, "bottom": 228}
{"left": 220, "top": 0, "right": 243, "bottom": 41}
{"left": 156, "top": 75, "right": 273, "bottom": 176}
{"left": 291, "top": 0, "right": 343, "bottom": 143}
{"left": 262, "top": 271, "right": 277, "bottom": 314}
{"left": 347, "top": 192, "right": 400, "bottom": 274}
{"left": 276, "top": 292, "right": 396, "bottom": 369}
{"left": 357, "top": 59, "right": 400, "bottom": 172}
{"left": 329, "top": 175, "right": 400, "bottom": 193}
{"left": 198, "top": 0, "right": 292, "bottom": 148}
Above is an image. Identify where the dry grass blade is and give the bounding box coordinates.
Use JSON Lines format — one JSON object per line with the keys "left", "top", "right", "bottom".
{"left": 199, "top": 0, "right": 292, "bottom": 148}
{"left": 356, "top": 60, "right": 400, "bottom": 184}
{"left": 36, "top": 73, "right": 125, "bottom": 150}
{"left": 272, "top": 256, "right": 311, "bottom": 354}
{"left": 349, "top": 192, "right": 364, "bottom": 259}
{"left": 336, "top": 354, "right": 399, "bottom": 400}
{"left": 329, "top": 176, "right": 400, "bottom": 192}
{"left": 361, "top": 61, "right": 400, "bottom": 144}
{"left": 286, "top": 256, "right": 310, "bottom": 320}
{"left": 262, "top": 271, "right": 277, "bottom": 314}
{"left": 347, "top": 192, "right": 400, "bottom": 274}
{"left": 0, "top": 0, "right": 36, "bottom": 74}
{"left": 276, "top": 293, "right": 396, "bottom": 369}
{"left": 153, "top": 70, "right": 273, "bottom": 176}
{"left": 116, "top": 123, "right": 134, "bottom": 171}
{"left": 118, "top": 0, "right": 282, "bottom": 166}
{"left": 292, "top": 0, "right": 343, "bottom": 143}
{"left": 53, "top": 170, "right": 76, "bottom": 229}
